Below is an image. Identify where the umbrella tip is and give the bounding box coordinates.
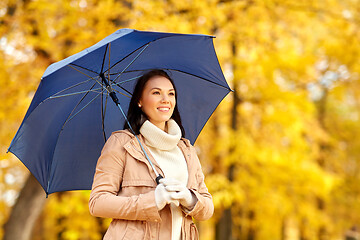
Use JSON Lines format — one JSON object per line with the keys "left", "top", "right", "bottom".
{"left": 6, "top": 146, "right": 12, "bottom": 154}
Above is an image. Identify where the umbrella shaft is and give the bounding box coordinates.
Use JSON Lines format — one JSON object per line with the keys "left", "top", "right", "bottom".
{"left": 101, "top": 72, "right": 163, "bottom": 183}
{"left": 109, "top": 92, "right": 119, "bottom": 105}
{"left": 100, "top": 73, "right": 121, "bottom": 105}
{"left": 115, "top": 103, "right": 163, "bottom": 183}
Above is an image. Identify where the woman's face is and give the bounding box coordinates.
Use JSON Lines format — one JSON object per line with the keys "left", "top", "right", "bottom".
{"left": 139, "top": 75, "right": 176, "bottom": 131}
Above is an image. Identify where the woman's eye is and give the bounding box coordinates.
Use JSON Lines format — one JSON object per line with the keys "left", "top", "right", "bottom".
{"left": 169, "top": 92, "right": 175, "bottom": 96}
{"left": 152, "top": 91, "right": 160, "bottom": 95}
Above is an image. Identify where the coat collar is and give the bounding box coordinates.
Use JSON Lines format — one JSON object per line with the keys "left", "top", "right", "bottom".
{"left": 118, "top": 129, "right": 195, "bottom": 188}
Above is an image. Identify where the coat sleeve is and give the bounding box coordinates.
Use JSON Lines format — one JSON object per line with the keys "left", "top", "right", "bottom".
{"left": 183, "top": 145, "right": 214, "bottom": 221}
{"left": 88, "top": 133, "right": 160, "bottom": 221}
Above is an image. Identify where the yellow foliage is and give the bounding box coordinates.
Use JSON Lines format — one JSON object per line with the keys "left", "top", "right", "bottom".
{"left": 1, "top": 0, "right": 360, "bottom": 239}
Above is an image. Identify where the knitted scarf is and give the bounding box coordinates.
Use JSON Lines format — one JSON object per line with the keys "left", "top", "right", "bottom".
{"left": 140, "top": 119, "right": 188, "bottom": 240}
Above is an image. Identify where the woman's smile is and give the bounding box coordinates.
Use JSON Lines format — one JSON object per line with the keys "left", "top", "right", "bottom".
{"left": 158, "top": 107, "right": 170, "bottom": 112}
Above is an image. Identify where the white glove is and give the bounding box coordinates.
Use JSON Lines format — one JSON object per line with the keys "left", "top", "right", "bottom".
{"left": 160, "top": 178, "right": 197, "bottom": 210}
{"left": 155, "top": 183, "right": 179, "bottom": 210}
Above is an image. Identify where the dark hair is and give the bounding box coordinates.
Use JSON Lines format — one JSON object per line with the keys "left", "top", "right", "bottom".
{"left": 124, "top": 69, "right": 185, "bottom": 137}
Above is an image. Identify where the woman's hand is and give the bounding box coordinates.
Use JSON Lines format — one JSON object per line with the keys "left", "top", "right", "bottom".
{"left": 155, "top": 183, "right": 180, "bottom": 210}
{"left": 160, "top": 178, "right": 197, "bottom": 210}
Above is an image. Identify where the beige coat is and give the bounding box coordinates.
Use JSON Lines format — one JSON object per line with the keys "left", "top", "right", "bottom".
{"left": 89, "top": 130, "right": 214, "bottom": 240}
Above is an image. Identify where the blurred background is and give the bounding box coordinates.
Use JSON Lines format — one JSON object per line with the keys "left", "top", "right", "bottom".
{"left": 1, "top": 0, "right": 360, "bottom": 239}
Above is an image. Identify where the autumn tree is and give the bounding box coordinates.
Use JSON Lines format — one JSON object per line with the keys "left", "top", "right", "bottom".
{"left": 1, "top": 0, "right": 360, "bottom": 240}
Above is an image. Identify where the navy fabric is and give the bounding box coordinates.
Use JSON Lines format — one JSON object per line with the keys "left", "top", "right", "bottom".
{"left": 8, "top": 29, "right": 231, "bottom": 194}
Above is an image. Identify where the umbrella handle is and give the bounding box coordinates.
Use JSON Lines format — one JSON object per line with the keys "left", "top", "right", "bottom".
{"left": 155, "top": 174, "right": 164, "bottom": 185}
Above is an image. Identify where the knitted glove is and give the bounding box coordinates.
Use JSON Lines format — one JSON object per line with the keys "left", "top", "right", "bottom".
{"left": 160, "top": 178, "right": 197, "bottom": 210}
{"left": 155, "top": 183, "right": 180, "bottom": 210}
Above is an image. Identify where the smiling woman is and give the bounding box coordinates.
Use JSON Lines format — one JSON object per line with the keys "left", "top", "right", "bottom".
{"left": 89, "top": 69, "right": 214, "bottom": 240}
{"left": 138, "top": 75, "right": 176, "bottom": 131}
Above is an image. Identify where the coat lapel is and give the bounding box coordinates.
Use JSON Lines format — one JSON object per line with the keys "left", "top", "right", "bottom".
{"left": 123, "top": 135, "right": 165, "bottom": 179}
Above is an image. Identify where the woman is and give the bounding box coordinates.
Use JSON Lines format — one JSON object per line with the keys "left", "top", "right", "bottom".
{"left": 89, "top": 69, "right": 214, "bottom": 240}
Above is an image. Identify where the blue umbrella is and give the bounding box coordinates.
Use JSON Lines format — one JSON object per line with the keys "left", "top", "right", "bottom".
{"left": 8, "top": 28, "right": 232, "bottom": 195}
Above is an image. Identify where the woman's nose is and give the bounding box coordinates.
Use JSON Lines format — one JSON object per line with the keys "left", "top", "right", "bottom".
{"left": 161, "top": 94, "right": 170, "bottom": 102}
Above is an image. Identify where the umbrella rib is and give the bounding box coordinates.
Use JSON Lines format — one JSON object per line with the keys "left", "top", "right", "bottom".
{"left": 101, "top": 91, "right": 109, "bottom": 142}
{"left": 112, "top": 88, "right": 131, "bottom": 98}
{"left": 61, "top": 82, "right": 101, "bottom": 128}
{"left": 100, "top": 43, "right": 109, "bottom": 74}
{"left": 62, "top": 89, "right": 104, "bottom": 128}
{"left": 47, "top": 78, "right": 96, "bottom": 99}
{"left": 108, "top": 43, "right": 111, "bottom": 82}
{"left": 104, "top": 43, "right": 149, "bottom": 74}
{"left": 171, "top": 69, "right": 232, "bottom": 91}
{"left": 110, "top": 75, "right": 141, "bottom": 84}
{"left": 49, "top": 89, "right": 104, "bottom": 99}
{"left": 100, "top": 43, "right": 112, "bottom": 142}
{"left": 69, "top": 63, "right": 99, "bottom": 75}
{"left": 68, "top": 65, "right": 99, "bottom": 81}
{"left": 108, "top": 43, "right": 150, "bottom": 84}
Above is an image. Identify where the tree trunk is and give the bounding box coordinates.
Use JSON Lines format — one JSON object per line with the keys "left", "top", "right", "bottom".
{"left": 215, "top": 39, "right": 240, "bottom": 240}
{"left": 281, "top": 217, "right": 286, "bottom": 240}
{"left": 247, "top": 210, "right": 256, "bottom": 240}
{"left": 216, "top": 208, "right": 233, "bottom": 240}
{"left": 315, "top": 87, "right": 329, "bottom": 240}
{"left": 3, "top": 174, "right": 46, "bottom": 240}
{"left": 299, "top": 218, "right": 309, "bottom": 240}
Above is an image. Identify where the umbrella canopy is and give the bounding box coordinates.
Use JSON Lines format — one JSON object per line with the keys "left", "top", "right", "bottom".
{"left": 8, "top": 28, "right": 232, "bottom": 195}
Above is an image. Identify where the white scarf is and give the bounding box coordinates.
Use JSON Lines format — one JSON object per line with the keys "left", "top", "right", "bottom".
{"left": 140, "top": 119, "right": 188, "bottom": 240}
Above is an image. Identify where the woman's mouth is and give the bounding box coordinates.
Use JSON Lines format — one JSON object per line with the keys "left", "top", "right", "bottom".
{"left": 157, "top": 107, "right": 170, "bottom": 112}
